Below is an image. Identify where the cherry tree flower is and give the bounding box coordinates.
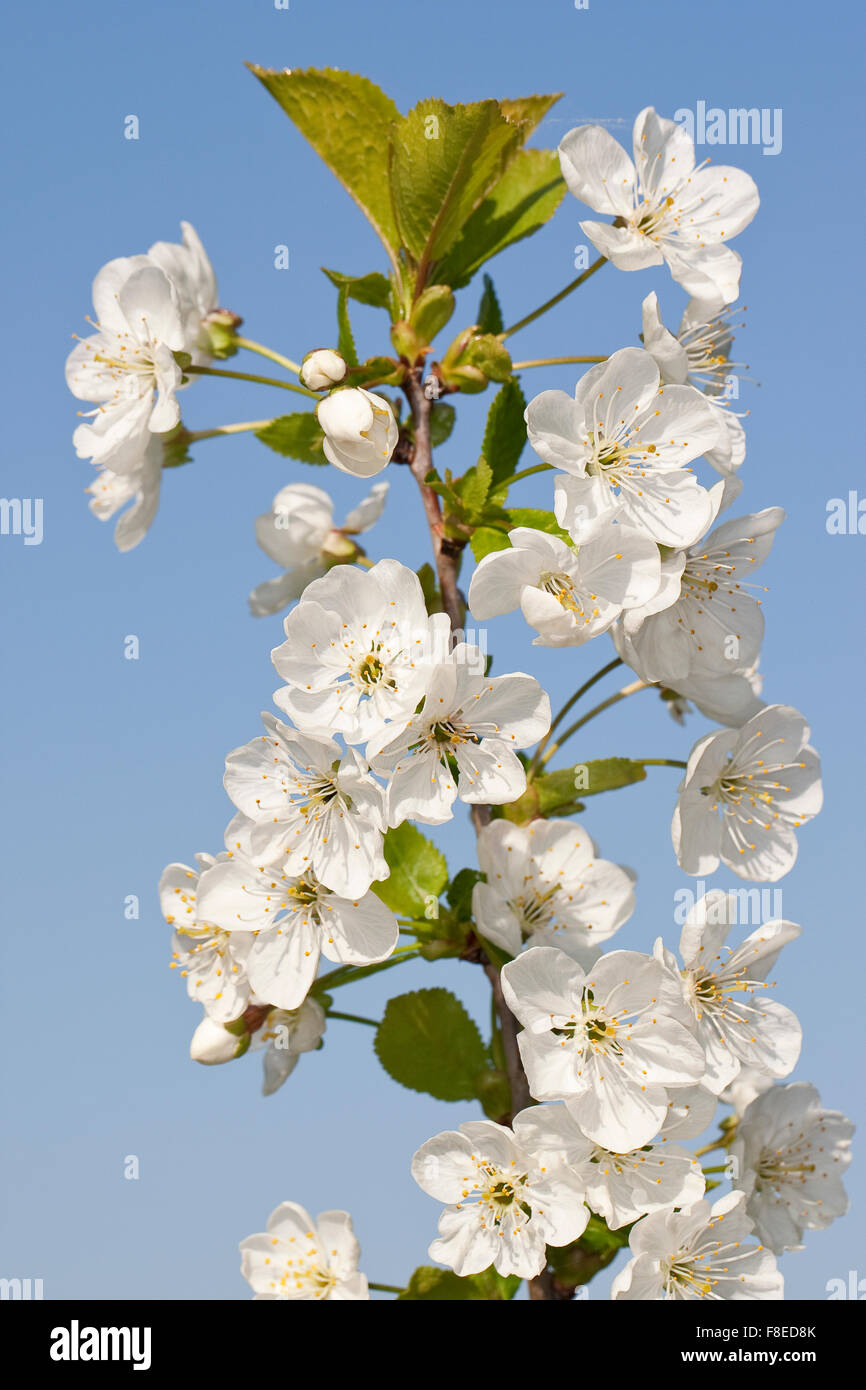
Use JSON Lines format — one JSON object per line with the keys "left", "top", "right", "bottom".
{"left": 668, "top": 662, "right": 765, "bottom": 729}
{"left": 672, "top": 705, "right": 823, "bottom": 881}
{"left": 67, "top": 225, "right": 217, "bottom": 476}
{"left": 86, "top": 431, "right": 163, "bottom": 551}
{"left": 641, "top": 291, "right": 747, "bottom": 498}
{"left": 729, "top": 1082, "right": 854, "bottom": 1253}
{"left": 614, "top": 507, "right": 783, "bottom": 686}
{"left": 367, "top": 647, "right": 550, "bottom": 825}
{"left": 299, "top": 348, "right": 348, "bottom": 392}
{"left": 317, "top": 387, "right": 398, "bottom": 477}
{"left": 160, "top": 854, "right": 252, "bottom": 1023}
{"left": 189, "top": 1013, "right": 249, "bottom": 1065}
{"left": 611, "top": 1191, "right": 783, "bottom": 1300}
{"left": 468, "top": 523, "right": 660, "bottom": 647}
{"left": 272, "top": 559, "right": 451, "bottom": 745}
{"left": 660, "top": 1084, "right": 718, "bottom": 1141}
{"left": 654, "top": 889, "right": 802, "bottom": 1095}
{"left": 240, "top": 1202, "right": 369, "bottom": 1300}
{"left": 250, "top": 998, "right": 327, "bottom": 1096}
{"left": 223, "top": 714, "right": 388, "bottom": 896}
{"left": 250, "top": 480, "right": 388, "bottom": 617}
{"left": 501, "top": 946, "right": 705, "bottom": 1151}
{"left": 559, "top": 108, "right": 759, "bottom": 304}
{"left": 411, "top": 1118, "right": 589, "bottom": 1279}
{"left": 196, "top": 850, "right": 398, "bottom": 1009}
{"left": 471, "top": 818, "right": 635, "bottom": 961}
{"left": 512, "top": 1102, "right": 705, "bottom": 1229}
{"left": 525, "top": 348, "right": 723, "bottom": 547}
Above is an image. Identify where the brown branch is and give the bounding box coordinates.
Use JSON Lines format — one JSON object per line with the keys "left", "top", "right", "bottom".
{"left": 403, "top": 371, "right": 465, "bottom": 632}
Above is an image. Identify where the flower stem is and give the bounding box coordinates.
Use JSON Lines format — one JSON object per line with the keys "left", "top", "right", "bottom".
{"left": 636, "top": 758, "right": 688, "bottom": 770}
{"left": 186, "top": 420, "right": 275, "bottom": 442}
{"left": 183, "top": 363, "right": 317, "bottom": 398}
{"left": 501, "top": 256, "right": 607, "bottom": 340}
{"left": 314, "top": 946, "right": 423, "bottom": 994}
{"left": 506, "top": 463, "right": 553, "bottom": 487}
{"left": 369, "top": 1282, "right": 405, "bottom": 1295}
{"left": 528, "top": 657, "right": 623, "bottom": 775}
{"left": 702, "top": 1164, "right": 730, "bottom": 1175}
{"left": 537, "top": 679, "right": 651, "bottom": 768}
{"left": 510, "top": 355, "right": 607, "bottom": 369}
{"left": 235, "top": 336, "right": 302, "bottom": 374}
{"left": 327, "top": 1010, "right": 380, "bottom": 1028}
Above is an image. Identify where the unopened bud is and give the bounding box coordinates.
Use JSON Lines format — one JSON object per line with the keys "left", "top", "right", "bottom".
{"left": 198, "top": 309, "right": 243, "bottom": 360}
{"left": 190, "top": 1016, "right": 248, "bottom": 1065}
{"left": 300, "top": 349, "right": 348, "bottom": 391}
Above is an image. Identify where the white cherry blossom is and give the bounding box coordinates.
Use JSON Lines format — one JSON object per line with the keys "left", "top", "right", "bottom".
{"left": 196, "top": 850, "right": 397, "bottom": 1010}
{"left": 250, "top": 480, "right": 388, "bottom": 617}
{"left": 411, "top": 1118, "right": 589, "bottom": 1279}
{"left": 614, "top": 507, "right": 783, "bottom": 685}
{"left": 250, "top": 998, "right": 327, "bottom": 1096}
{"left": 317, "top": 387, "right": 398, "bottom": 477}
{"left": 611, "top": 1191, "right": 783, "bottom": 1300}
{"left": 86, "top": 430, "right": 163, "bottom": 551}
{"left": 729, "top": 1082, "right": 854, "bottom": 1253}
{"left": 223, "top": 713, "right": 388, "bottom": 896}
{"left": 367, "top": 648, "right": 550, "bottom": 826}
{"left": 300, "top": 349, "right": 347, "bottom": 391}
{"left": 673, "top": 705, "right": 822, "bottom": 881}
{"left": 559, "top": 108, "right": 759, "bottom": 304}
{"left": 526, "top": 347, "right": 723, "bottom": 547}
{"left": 654, "top": 889, "right": 802, "bottom": 1095}
{"left": 160, "top": 854, "right": 251, "bottom": 1023}
{"left": 240, "top": 1203, "right": 369, "bottom": 1300}
{"left": 272, "top": 558, "right": 451, "bottom": 745}
{"left": 501, "top": 946, "right": 705, "bottom": 1151}
{"left": 468, "top": 523, "right": 660, "bottom": 647}
{"left": 512, "top": 1102, "right": 705, "bottom": 1229}
{"left": 472, "top": 818, "right": 634, "bottom": 961}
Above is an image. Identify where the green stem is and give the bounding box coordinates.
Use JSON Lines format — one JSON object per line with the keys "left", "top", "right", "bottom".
{"left": 369, "top": 1283, "right": 405, "bottom": 1295}
{"left": 327, "top": 1010, "right": 380, "bottom": 1028}
{"left": 702, "top": 1164, "right": 730, "bottom": 1175}
{"left": 693, "top": 1136, "right": 726, "bottom": 1159}
{"left": 235, "top": 336, "right": 302, "bottom": 375}
{"left": 636, "top": 758, "right": 688, "bottom": 770}
{"left": 510, "top": 355, "right": 607, "bottom": 369}
{"left": 186, "top": 419, "right": 275, "bottom": 442}
{"left": 538, "top": 679, "right": 650, "bottom": 769}
{"left": 529, "top": 657, "right": 623, "bottom": 776}
{"left": 501, "top": 256, "right": 607, "bottom": 340}
{"left": 314, "top": 946, "right": 423, "bottom": 994}
{"left": 183, "top": 363, "right": 317, "bottom": 398}
{"left": 506, "top": 463, "right": 553, "bottom": 487}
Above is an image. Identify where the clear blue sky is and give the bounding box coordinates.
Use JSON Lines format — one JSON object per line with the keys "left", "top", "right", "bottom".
{"left": 2, "top": 0, "right": 862, "bottom": 1301}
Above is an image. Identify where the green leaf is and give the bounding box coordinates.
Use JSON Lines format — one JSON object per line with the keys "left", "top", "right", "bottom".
{"left": 501, "top": 758, "right": 648, "bottom": 823}
{"left": 249, "top": 66, "right": 403, "bottom": 268}
{"left": 506, "top": 507, "right": 571, "bottom": 541}
{"left": 463, "top": 334, "right": 512, "bottom": 383}
{"left": 389, "top": 99, "right": 523, "bottom": 272}
{"left": 428, "top": 403, "right": 456, "bottom": 447}
{"left": 254, "top": 412, "right": 326, "bottom": 464}
{"left": 409, "top": 284, "right": 456, "bottom": 341}
{"left": 374, "top": 989, "right": 487, "bottom": 1101}
{"left": 372, "top": 822, "right": 447, "bottom": 918}
{"left": 435, "top": 148, "right": 566, "bottom": 289}
{"left": 336, "top": 285, "right": 359, "bottom": 367}
{"left": 499, "top": 92, "right": 562, "bottom": 134}
{"left": 481, "top": 378, "right": 527, "bottom": 487}
{"left": 398, "top": 1265, "right": 521, "bottom": 1300}
{"left": 322, "top": 267, "right": 393, "bottom": 310}
{"left": 446, "top": 867, "right": 483, "bottom": 921}
{"left": 470, "top": 526, "right": 511, "bottom": 562}
{"left": 477, "top": 274, "right": 504, "bottom": 335}
{"left": 343, "top": 355, "right": 404, "bottom": 388}
{"left": 459, "top": 458, "right": 493, "bottom": 522}
{"left": 416, "top": 562, "right": 443, "bottom": 615}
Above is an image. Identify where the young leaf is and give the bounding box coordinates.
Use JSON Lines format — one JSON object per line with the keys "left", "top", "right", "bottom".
{"left": 428, "top": 402, "right": 456, "bottom": 447}
{"left": 458, "top": 458, "right": 493, "bottom": 522}
{"left": 374, "top": 988, "right": 487, "bottom": 1101}
{"left": 398, "top": 1265, "right": 521, "bottom": 1300}
{"left": 446, "top": 867, "right": 483, "bottom": 921}
{"left": 477, "top": 274, "right": 504, "bottom": 335}
{"left": 336, "top": 285, "right": 359, "bottom": 367}
{"left": 255, "top": 413, "right": 326, "bottom": 464}
{"left": 435, "top": 148, "right": 566, "bottom": 289}
{"left": 501, "top": 758, "right": 648, "bottom": 824}
{"left": 389, "top": 99, "right": 523, "bottom": 273}
{"left": 470, "top": 526, "right": 511, "bottom": 562}
{"left": 481, "top": 377, "right": 527, "bottom": 487}
{"left": 322, "top": 268, "right": 393, "bottom": 310}
{"left": 372, "top": 822, "right": 447, "bottom": 918}
{"left": 499, "top": 92, "right": 563, "bottom": 134}
{"left": 249, "top": 66, "right": 403, "bottom": 269}
{"left": 506, "top": 507, "right": 571, "bottom": 541}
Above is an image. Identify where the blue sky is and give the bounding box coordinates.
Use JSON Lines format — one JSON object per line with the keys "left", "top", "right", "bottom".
{"left": 2, "top": 0, "right": 863, "bottom": 1301}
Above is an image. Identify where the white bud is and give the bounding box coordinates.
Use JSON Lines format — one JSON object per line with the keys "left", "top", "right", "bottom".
{"left": 190, "top": 1017, "right": 246, "bottom": 1065}
{"left": 300, "top": 348, "right": 348, "bottom": 391}
{"left": 316, "top": 387, "right": 398, "bottom": 478}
